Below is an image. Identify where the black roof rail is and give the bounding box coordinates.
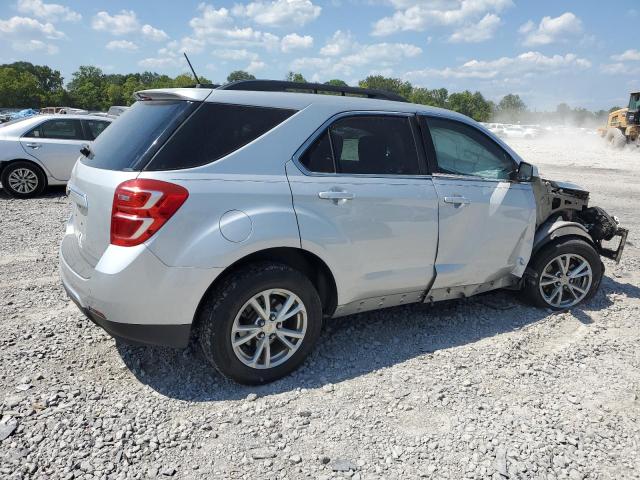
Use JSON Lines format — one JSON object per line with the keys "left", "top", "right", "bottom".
{"left": 217, "top": 79, "right": 407, "bottom": 102}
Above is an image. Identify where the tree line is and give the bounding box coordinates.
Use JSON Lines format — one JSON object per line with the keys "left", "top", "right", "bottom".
{"left": 0, "top": 61, "right": 613, "bottom": 125}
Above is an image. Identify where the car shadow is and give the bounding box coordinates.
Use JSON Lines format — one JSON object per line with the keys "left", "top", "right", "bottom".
{"left": 115, "top": 275, "right": 640, "bottom": 402}
{"left": 0, "top": 185, "right": 66, "bottom": 199}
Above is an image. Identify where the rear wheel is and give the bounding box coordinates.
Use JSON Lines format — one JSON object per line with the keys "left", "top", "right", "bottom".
{"left": 1, "top": 161, "right": 46, "bottom": 198}
{"left": 198, "top": 262, "right": 322, "bottom": 384}
{"left": 605, "top": 128, "right": 626, "bottom": 149}
{"left": 523, "top": 238, "right": 603, "bottom": 310}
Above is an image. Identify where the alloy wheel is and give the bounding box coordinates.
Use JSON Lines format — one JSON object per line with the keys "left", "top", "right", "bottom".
{"left": 231, "top": 289, "right": 307, "bottom": 369}
{"left": 7, "top": 168, "right": 39, "bottom": 194}
{"left": 538, "top": 253, "right": 593, "bottom": 308}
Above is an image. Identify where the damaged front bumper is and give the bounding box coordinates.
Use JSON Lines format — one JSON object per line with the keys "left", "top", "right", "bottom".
{"left": 598, "top": 226, "right": 628, "bottom": 263}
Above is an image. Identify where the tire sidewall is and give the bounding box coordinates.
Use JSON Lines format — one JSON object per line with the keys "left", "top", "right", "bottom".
{"left": 200, "top": 264, "right": 323, "bottom": 384}
{"left": 1, "top": 161, "right": 46, "bottom": 198}
{"left": 526, "top": 238, "right": 603, "bottom": 310}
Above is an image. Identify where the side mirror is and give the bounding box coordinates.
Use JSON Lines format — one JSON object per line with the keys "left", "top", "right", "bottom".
{"left": 516, "top": 161, "right": 534, "bottom": 182}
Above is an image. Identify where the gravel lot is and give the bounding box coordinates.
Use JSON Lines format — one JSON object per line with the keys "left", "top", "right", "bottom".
{"left": 1, "top": 130, "right": 639, "bottom": 479}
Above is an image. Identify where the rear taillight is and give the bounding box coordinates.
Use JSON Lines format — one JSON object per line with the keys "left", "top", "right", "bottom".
{"left": 111, "top": 179, "right": 188, "bottom": 247}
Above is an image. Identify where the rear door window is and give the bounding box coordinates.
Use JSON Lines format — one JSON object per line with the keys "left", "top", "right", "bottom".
{"left": 300, "top": 115, "right": 420, "bottom": 175}
{"left": 25, "top": 119, "right": 84, "bottom": 140}
{"left": 146, "top": 103, "right": 296, "bottom": 171}
{"left": 80, "top": 100, "right": 197, "bottom": 171}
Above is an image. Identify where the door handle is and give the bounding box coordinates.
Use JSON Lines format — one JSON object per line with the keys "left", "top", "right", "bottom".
{"left": 25, "top": 143, "right": 41, "bottom": 149}
{"left": 443, "top": 196, "right": 470, "bottom": 206}
{"left": 318, "top": 191, "right": 355, "bottom": 201}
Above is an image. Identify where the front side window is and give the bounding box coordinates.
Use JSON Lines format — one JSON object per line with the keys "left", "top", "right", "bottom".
{"left": 84, "top": 120, "right": 111, "bottom": 140}
{"left": 300, "top": 115, "right": 420, "bottom": 175}
{"left": 26, "top": 119, "right": 83, "bottom": 140}
{"left": 147, "top": 103, "right": 296, "bottom": 171}
{"left": 424, "top": 117, "right": 515, "bottom": 180}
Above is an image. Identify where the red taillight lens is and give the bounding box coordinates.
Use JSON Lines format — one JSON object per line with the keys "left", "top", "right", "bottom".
{"left": 111, "top": 179, "right": 188, "bottom": 247}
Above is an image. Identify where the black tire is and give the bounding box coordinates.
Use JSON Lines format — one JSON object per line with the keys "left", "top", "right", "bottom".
{"left": 605, "top": 128, "right": 626, "bottom": 149}
{"left": 1, "top": 161, "right": 46, "bottom": 198}
{"left": 522, "top": 238, "right": 603, "bottom": 310}
{"left": 198, "top": 262, "right": 323, "bottom": 385}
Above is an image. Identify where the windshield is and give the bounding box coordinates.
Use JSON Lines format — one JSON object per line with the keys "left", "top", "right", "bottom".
{"left": 81, "top": 100, "right": 197, "bottom": 171}
{"left": 629, "top": 94, "right": 640, "bottom": 111}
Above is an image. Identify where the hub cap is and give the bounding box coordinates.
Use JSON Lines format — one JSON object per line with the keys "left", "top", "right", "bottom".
{"left": 539, "top": 254, "right": 593, "bottom": 308}
{"left": 231, "top": 289, "right": 307, "bottom": 369}
{"left": 7, "top": 168, "right": 38, "bottom": 194}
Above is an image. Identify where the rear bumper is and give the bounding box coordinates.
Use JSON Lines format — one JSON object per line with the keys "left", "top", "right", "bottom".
{"left": 63, "top": 282, "right": 192, "bottom": 347}
{"left": 59, "top": 225, "right": 222, "bottom": 348}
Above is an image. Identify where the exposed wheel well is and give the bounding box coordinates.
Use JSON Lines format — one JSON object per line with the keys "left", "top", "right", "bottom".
{"left": 193, "top": 247, "right": 338, "bottom": 331}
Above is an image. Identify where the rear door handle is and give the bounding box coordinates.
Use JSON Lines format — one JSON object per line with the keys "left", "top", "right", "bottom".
{"left": 318, "top": 191, "right": 355, "bottom": 201}
{"left": 443, "top": 196, "right": 470, "bottom": 206}
{"left": 25, "top": 143, "right": 41, "bottom": 149}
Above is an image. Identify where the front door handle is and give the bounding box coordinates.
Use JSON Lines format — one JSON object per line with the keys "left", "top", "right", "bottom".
{"left": 443, "top": 196, "right": 470, "bottom": 206}
{"left": 318, "top": 191, "right": 355, "bottom": 201}
{"left": 25, "top": 143, "right": 41, "bottom": 149}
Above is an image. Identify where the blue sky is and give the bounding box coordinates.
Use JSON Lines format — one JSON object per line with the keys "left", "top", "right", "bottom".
{"left": 1, "top": 0, "right": 639, "bottom": 110}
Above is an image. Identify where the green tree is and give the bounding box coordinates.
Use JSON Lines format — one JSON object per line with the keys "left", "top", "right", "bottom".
{"left": 409, "top": 87, "right": 449, "bottom": 108}
{"left": 227, "top": 70, "right": 256, "bottom": 83}
{"left": 173, "top": 74, "right": 196, "bottom": 87}
{"left": 447, "top": 90, "right": 493, "bottom": 122}
{"left": 67, "top": 65, "right": 107, "bottom": 110}
{"left": 358, "top": 75, "right": 413, "bottom": 99}
{"left": 497, "top": 94, "right": 527, "bottom": 122}
{"left": 285, "top": 71, "right": 307, "bottom": 83}
{"left": 324, "top": 79, "right": 348, "bottom": 87}
{"left": 0, "top": 67, "right": 41, "bottom": 108}
{"left": 0, "top": 62, "right": 64, "bottom": 106}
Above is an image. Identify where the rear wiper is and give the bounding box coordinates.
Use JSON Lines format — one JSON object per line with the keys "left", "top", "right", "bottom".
{"left": 80, "top": 145, "right": 94, "bottom": 159}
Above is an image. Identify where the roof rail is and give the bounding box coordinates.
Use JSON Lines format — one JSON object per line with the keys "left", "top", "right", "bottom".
{"left": 218, "top": 80, "right": 407, "bottom": 102}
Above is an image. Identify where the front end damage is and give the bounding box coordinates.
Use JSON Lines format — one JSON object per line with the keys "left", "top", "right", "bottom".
{"left": 532, "top": 178, "right": 628, "bottom": 262}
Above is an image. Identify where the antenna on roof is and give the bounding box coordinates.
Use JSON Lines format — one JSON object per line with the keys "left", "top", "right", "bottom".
{"left": 183, "top": 52, "right": 201, "bottom": 86}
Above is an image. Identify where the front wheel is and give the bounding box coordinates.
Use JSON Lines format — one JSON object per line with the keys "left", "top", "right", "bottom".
{"left": 198, "top": 262, "right": 323, "bottom": 384}
{"left": 523, "top": 238, "right": 603, "bottom": 310}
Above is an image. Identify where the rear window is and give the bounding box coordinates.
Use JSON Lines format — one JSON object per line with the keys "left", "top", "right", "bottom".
{"left": 81, "top": 100, "right": 197, "bottom": 171}
{"left": 146, "top": 103, "right": 296, "bottom": 171}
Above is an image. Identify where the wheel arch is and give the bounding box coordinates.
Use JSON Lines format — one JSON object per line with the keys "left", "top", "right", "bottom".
{"left": 0, "top": 158, "right": 50, "bottom": 184}
{"left": 192, "top": 246, "right": 338, "bottom": 332}
{"left": 532, "top": 218, "right": 594, "bottom": 258}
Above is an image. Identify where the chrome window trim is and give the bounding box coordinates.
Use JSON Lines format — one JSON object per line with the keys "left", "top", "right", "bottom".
{"left": 291, "top": 110, "right": 432, "bottom": 180}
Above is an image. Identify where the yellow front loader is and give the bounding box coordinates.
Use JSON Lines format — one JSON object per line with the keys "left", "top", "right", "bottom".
{"left": 599, "top": 92, "right": 640, "bottom": 148}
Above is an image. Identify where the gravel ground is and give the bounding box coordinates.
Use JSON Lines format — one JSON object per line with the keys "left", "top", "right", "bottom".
{"left": 1, "top": 130, "right": 639, "bottom": 479}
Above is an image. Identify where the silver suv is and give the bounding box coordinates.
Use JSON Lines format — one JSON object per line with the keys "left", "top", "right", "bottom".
{"left": 59, "top": 81, "right": 627, "bottom": 384}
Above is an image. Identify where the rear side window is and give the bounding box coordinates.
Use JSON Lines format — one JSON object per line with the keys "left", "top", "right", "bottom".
{"left": 300, "top": 131, "right": 334, "bottom": 173}
{"left": 26, "top": 119, "right": 83, "bottom": 140}
{"left": 81, "top": 100, "right": 197, "bottom": 171}
{"left": 83, "top": 119, "right": 111, "bottom": 140}
{"left": 147, "top": 103, "right": 296, "bottom": 171}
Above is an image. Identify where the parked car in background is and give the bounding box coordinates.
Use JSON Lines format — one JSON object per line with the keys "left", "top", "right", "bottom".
{"left": 59, "top": 81, "right": 627, "bottom": 385}
{"left": 0, "top": 114, "right": 113, "bottom": 197}
{"left": 107, "top": 106, "right": 129, "bottom": 117}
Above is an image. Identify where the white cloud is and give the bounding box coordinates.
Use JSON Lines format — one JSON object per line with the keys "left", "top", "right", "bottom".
{"left": 372, "top": 0, "right": 512, "bottom": 36}
{"left": 141, "top": 24, "right": 168, "bottom": 42}
{"left": 92, "top": 10, "right": 140, "bottom": 36}
{"left": 600, "top": 62, "right": 640, "bottom": 76}
{"left": 405, "top": 51, "right": 591, "bottom": 81}
{"left": 14, "top": 39, "right": 59, "bottom": 54}
{"left": 16, "top": 0, "right": 81, "bottom": 22}
{"left": 611, "top": 49, "right": 640, "bottom": 62}
{"left": 449, "top": 13, "right": 501, "bottom": 43}
{"left": 520, "top": 12, "right": 582, "bottom": 46}
{"left": 213, "top": 48, "right": 259, "bottom": 61}
{"left": 0, "top": 16, "right": 64, "bottom": 55}
{"left": 233, "top": 0, "right": 321, "bottom": 27}
{"left": 246, "top": 59, "right": 266, "bottom": 72}
{"left": 292, "top": 31, "right": 421, "bottom": 76}
{"left": 281, "top": 33, "right": 313, "bottom": 52}
{"left": 106, "top": 40, "right": 139, "bottom": 51}
{"left": 138, "top": 57, "right": 180, "bottom": 69}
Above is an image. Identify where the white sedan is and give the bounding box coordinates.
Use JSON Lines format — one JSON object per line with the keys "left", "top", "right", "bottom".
{"left": 0, "top": 114, "right": 113, "bottom": 198}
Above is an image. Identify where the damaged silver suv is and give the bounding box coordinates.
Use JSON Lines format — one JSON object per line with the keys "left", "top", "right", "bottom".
{"left": 59, "top": 80, "right": 628, "bottom": 384}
